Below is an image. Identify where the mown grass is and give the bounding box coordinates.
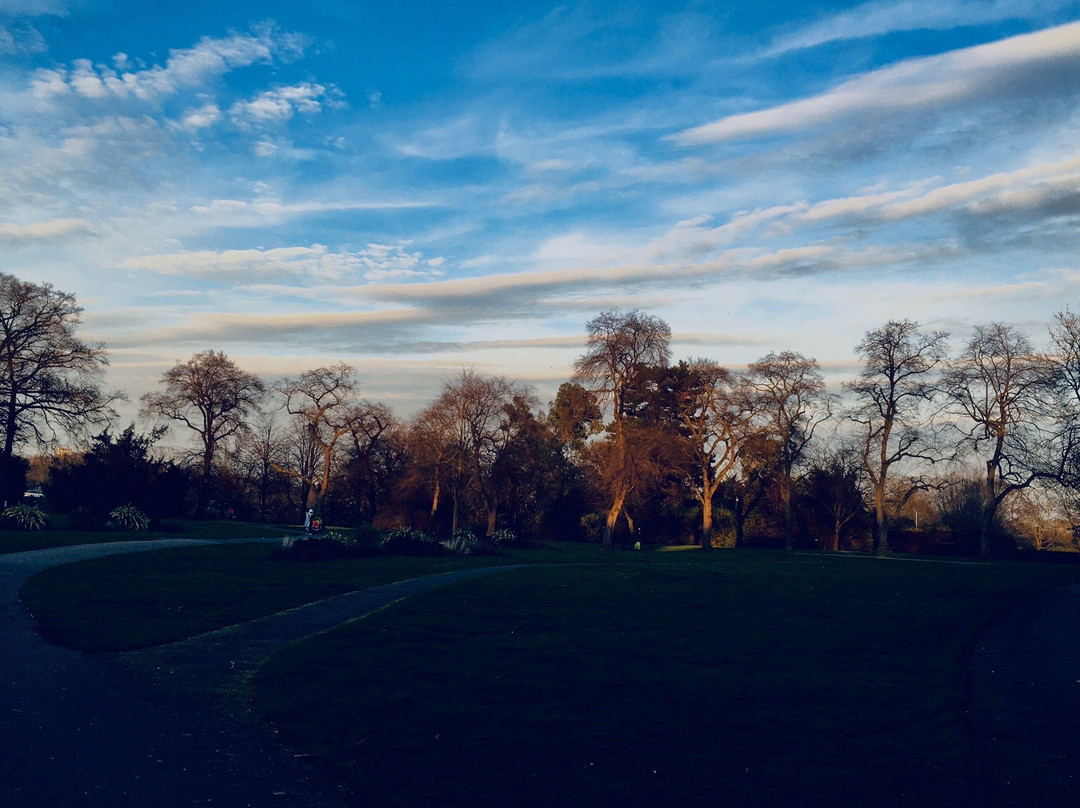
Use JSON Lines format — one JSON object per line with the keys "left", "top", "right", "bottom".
{"left": 249, "top": 553, "right": 1080, "bottom": 808}
{"left": 18, "top": 541, "right": 531, "bottom": 650}
{"left": 0, "top": 519, "right": 287, "bottom": 554}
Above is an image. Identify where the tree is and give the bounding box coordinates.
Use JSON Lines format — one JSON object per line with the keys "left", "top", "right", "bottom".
{"left": 572, "top": 309, "right": 672, "bottom": 549}
{"left": 140, "top": 350, "right": 265, "bottom": 517}
{"left": 222, "top": 407, "right": 293, "bottom": 522}
{"left": 277, "top": 363, "right": 367, "bottom": 517}
{"left": 846, "top": 320, "right": 948, "bottom": 554}
{"left": 744, "top": 351, "right": 831, "bottom": 550}
{"left": 547, "top": 382, "right": 602, "bottom": 455}
{"left": 799, "top": 446, "right": 867, "bottom": 552}
{"left": 943, "top": 323, "right": 1056, "bottom": 557}
{"left": 43, "top": 425, "right": 189, "bottom": 524}
{"left": 427, "top": 369, "right": 528, "bottom": 536}
{"left": 671, "top": 359, "right": 742, "bottom": 549}
{"left": 0, "top": 274, "right": 119, "bottom": 500}
{"left": 343, "top": 402, "right": 401, "bottom": 526}
{"left": 406, "top": 402, "right": 457, "bottom": 530}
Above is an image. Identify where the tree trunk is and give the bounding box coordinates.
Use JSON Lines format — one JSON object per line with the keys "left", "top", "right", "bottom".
{"left": 780, "top": 476, "right": 794, "bottom": 550}
{"left": 430, "top": 476, "right": 440, "bottom": 519}
{"left": 602, "top": 486, "right": 627, "bottom": 550}
{"left": 874, "top": 485, "right": 889, "bottom": 556}
{"left": 701, "top": 494, "right": 713, "bottom": 551}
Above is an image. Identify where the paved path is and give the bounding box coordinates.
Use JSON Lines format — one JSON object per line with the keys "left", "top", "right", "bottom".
{"left": 0, "top": 539, "right": 522, "bottom": 808}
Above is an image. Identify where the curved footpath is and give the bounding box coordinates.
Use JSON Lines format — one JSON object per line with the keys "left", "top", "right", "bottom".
{"left": 0, "top": 539, "right": 522, "bottom": 808}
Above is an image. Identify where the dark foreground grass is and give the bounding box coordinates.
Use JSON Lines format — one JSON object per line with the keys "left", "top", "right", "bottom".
{"left": 251, "top": 554, "right": 1080, "bottom": 808}
{"left": 0, "top": 519, "right": 287, "bottom": 554}
{"left": 19, "top": 542, "right": 519, "bottom": 650}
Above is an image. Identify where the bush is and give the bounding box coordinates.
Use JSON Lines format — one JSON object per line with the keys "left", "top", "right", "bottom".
{"left": 381, "top": 528, "right": 449, "bottom": 557}
{"left": 283, "top": 536, "right": 380, "bottom": 561}
{"left": 108, "top": 504, "right": 150, "bottom": 532}
{"left": 2, "top": 504, "right": 48, "bottom": 531}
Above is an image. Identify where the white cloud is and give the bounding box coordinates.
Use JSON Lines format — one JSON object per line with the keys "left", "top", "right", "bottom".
{"left": 761, "top": 0, "right": 1067, "bottom": 57}
{"left": 229, "top": 82, "right": 340, "bottom": 127}
{"left": 125, "top": 245, "right": 362, "bottom": 283}
{"left": 0, "top": 217, "right": 94, "bottom": 245}
{"left": 180, "top": 103, "right": 220, "bottom": 129}
{"left": 674, "top": 20, "right": 1080, "bottom": 144}
{"left": 29, "top": 26, "right": 308, "bottom": 106}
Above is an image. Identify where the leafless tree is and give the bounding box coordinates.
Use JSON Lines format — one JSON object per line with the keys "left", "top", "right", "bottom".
{"left": 276, "top": 363, "right": 369, "bottom": 517}
{"left": 0, "top": 274, "right": 119, "bottom": 470}
{"left": 345, "top": 401, "right": 400, "bottom": 525}
{"left": 141, "top": 350, "right": 265, "bottom": 516}
{"left": 425, "top": 369, "right": 528, "bottom": 535}
{"left": 846, "top": 320, "right": 949, "bottom": 554}
{"left": 943, "top": 323, "right": 1057, "bottom": 557}
{"left": 572, "top": 309, "right": 671, "bottom": 549}
{"left": 407, "top": 402, "right": 457, "bottom": 527}
{"left": 675, "top": 359, "right": 743, "bottom": 549}
{"left": 744, "top": 350, "right": 832, "bottom": 550}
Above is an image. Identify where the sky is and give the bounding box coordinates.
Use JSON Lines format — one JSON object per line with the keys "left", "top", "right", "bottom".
{"left": 2, "top": 0, "right": 1080, "bottom": 425}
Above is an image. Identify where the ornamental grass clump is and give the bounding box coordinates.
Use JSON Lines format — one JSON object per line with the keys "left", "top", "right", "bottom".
{"left": 108, "top": 504, "right": 150, "bottom": 532}
{"left": 2, "top": 504, "right": 48, "bottom": 531}
{"left": 380, "top": 527, "right": 448, "bottom": 556}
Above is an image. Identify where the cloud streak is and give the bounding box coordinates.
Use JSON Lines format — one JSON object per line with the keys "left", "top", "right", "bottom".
{"left": 674, "top": 20, "right": 1080, "bottom": 144}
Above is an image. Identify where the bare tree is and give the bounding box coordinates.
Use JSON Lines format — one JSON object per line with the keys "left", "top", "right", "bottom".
{"left": 426, "top": 369, "right": 528, "bottom": 535}
{"left": 744, "top": 351, "right": 831, "bottom": 550}
{"left": 277, "top": 363, "right": 367, "bottom": 517}
{"left": 800, "top": 445, "right": 867, "bottom": 552}
{"left": 846, "top": 320, "right": 949, "bottom": 554}
{"left": 345, "top": 402, "right": 400, "bottom": 525}
{"left": 0, "top": 274, "right": 119, "bottom": 498}
{"left": 407, "top": 402, "right": 457, "bottom": 528}
{"left": 943, "top": 323, "right": 1056, "bottom": 557}
{"left": 674, "top": 359, "right": 743, "bottom": 549}
{"left": 572, "top": 309, "right": 671, "bottom": 549}
{"left": 141, "top": 350, "right": 265, "bottom": 517}
{"left": 227, "top": 406, "right": 290, "bottom": 522}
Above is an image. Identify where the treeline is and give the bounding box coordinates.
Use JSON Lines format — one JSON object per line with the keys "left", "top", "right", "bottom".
{"left": 4, "top": 271, "right": 1080, "bottom": 557}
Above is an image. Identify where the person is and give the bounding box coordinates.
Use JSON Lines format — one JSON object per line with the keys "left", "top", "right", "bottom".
{"left": 304, "top": 508, "right": 314, "bottom": 533}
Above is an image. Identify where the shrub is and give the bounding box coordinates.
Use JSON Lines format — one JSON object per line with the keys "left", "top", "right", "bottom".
{"left": 2, "top": 504, "right": 48, "bottom": 531}
{"left": 491, "top": 528, "right": 517, "bottom": 546}
{"left": 108, "top": 504, "right": 150, "bottom": 532}
{"left": 381, "top": 527, "right": 448, "bottom": 556}
{"left": 442, "top": 526, "right": 479, "bottom": 555}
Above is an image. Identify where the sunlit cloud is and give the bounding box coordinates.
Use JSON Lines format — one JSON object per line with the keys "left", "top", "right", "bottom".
{"left": 0, "top": 217, "right": 94, "bottom": 245}
{"left": 674, "top": 20, "right": 1080, "bottom": 144}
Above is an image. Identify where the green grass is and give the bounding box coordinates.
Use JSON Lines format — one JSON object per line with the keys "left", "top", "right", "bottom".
{"left": 20, "top": 542, "right": 1080, "bottom": 805}
{"left": 18, "top": 542, "right": 528, "bottom": 650}
{"left": 0, "top": 518, "right": 288, "bottom": 554}
{"left": 249, "top": 553, "right": 1080, "bottom": 808}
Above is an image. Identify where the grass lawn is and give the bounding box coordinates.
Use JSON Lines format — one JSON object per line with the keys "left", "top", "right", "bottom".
{"left": 248, "top": 552, "right": 1080, "bottom": 808}
{"left": 19, "top": 542, "right": 1080, "bottom": 806}
{"left": 0, "top": 519, "right": 289, "bottom": 554}
{"left": 18, "top": 541, "right": 528, "bottom": 650}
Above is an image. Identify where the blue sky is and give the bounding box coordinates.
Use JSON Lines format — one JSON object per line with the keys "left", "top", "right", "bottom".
{"left": 2, "top": 0, "right": 1080, "bottom": 420}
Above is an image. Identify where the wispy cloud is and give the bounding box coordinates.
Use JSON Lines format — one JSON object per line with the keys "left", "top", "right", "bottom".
{"left": 30, "top": 24, "right": 307, "bottom": 104}
{"left": 761, "top": 0, "right": 1068, "bottom": 57}
{"left": 674, "top": 20, "right": 1080, "bottom": 144}
{"left": 0, "top": 217, "right": 94, "bottom": 245}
